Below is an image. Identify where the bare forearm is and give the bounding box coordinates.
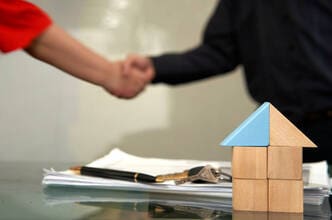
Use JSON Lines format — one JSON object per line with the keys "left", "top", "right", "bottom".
{"left": 25, "top": 24, "right": 111, "bottom": 86}
{"left": 24, "top": 24, "right": 149, "bottom": 99}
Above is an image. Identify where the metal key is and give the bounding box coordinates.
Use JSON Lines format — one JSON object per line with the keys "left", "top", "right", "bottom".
{"left": 155, "top": 165, "right": 231, "bottom": 185}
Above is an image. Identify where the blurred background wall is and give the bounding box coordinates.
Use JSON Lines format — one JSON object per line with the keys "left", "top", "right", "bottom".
{"left": 0, "top": 0, "right": 256, "bottom": 163}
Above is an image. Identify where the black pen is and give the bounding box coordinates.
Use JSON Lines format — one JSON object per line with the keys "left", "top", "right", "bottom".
{"left": 70, "top": 165, "right": 227, "bottom": 184}
{"left": 70, "top": 166, "right": 157, "bottom": 183}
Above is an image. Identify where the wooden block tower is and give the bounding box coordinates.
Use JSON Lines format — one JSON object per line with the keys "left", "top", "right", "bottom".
{"left": 220, "top": 102, "right": 316, "bottom": 213}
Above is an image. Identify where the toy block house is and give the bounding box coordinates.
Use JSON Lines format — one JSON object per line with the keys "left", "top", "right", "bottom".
{"left": 220, "top": 102, "right": 316, "bottom": 213}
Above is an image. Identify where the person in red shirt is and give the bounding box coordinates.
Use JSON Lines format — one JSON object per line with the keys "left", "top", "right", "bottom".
{"left": 0, "top": 0, "right": 148, "bottom": 98}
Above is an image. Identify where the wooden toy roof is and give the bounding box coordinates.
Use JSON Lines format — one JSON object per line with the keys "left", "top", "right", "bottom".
{"left": 220, "top": 102, "right": 316, "bottom": 148}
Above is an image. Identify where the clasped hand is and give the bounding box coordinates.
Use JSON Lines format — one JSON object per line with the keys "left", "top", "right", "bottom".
{"left": 103, "top": 54, "right": 155, "bottom": 99}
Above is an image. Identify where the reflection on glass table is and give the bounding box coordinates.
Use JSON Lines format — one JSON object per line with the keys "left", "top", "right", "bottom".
{"left": 43, "top": 186, "right": 331, "bottom": 220}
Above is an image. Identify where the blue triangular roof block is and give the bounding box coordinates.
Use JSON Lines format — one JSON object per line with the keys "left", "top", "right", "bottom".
{"left": 220, "top": 102, "right": 270, "bottom": 147}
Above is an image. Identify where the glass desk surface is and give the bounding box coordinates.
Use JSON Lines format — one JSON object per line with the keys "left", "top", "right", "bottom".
{"left": 0, "top": 162, "right": 331, "bottom": 220}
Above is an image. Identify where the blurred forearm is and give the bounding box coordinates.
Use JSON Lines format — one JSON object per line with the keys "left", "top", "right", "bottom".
{"left": 25, "top": 24, "right": 111, "bottom": 87}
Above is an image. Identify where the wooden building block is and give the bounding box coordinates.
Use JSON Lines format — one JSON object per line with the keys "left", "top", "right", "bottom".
{"left": 232, "top": 212, "right": 303, "bottom": 220}
{"left": 268, "top": 146, "right": 302, "bottom": 180}
{"left": 268, "top": 179, "right": 303, "bottom": 213}
{"left": 232, "top": 147, "right": 267, "bottom": 179}
{"left": 232, "top": 210, "right": 303, "bottom": 220}
{"left": 269, "top": 105, "right": 316, "bottom": 147}
{"left": 233, "top": 211, "right": 268, "bottom": 220}
{"left": 233, "top": 178, "right": 268, "bottom": 212}
{"left": 269, "top": 212, "right": 303, "bottom": 220}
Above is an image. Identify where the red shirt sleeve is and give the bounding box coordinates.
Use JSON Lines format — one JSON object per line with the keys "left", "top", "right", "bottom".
{"left": 0, "top": 0, "right": 52, "bottom": 53}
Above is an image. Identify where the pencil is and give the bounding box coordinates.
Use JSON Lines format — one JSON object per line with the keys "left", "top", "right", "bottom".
{"left": 70, "top": 166, "right": 157, "bottom": 183}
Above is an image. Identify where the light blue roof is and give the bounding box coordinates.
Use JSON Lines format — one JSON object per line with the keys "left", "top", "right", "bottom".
{"left": 220, "top": 102, "right": 270, "bottom": 147}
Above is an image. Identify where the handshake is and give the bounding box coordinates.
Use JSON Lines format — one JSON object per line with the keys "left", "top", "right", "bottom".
{"left": 102, "top": 54, "right": 155, "bottom": 99}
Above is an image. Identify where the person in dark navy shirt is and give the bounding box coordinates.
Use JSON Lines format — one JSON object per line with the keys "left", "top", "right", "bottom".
{"left": 123, "top": 0, "right": 332, "bottom": 165}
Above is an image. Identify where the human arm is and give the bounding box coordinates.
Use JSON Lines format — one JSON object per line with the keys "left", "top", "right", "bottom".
{"left": 25, "top": 24, "right": 146, "bottom": 98}
{"left": 152, "top": 0, "right": 239, "bottom": 84}
{"left": 0, "top": 0, "right": 146, "bottom": 98}
{"left": 25, "top": 24, "right": 112, "bottom": 89}
{"left": 124, "top": 0, "right": 239, "bottom": 86}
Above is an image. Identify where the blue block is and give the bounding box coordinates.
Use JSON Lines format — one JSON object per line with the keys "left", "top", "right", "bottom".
{"left": 220, "top": 102, "right": 270, "bottom": 147}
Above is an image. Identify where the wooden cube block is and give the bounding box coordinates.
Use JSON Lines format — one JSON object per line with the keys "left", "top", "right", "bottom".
{"left": 233, "top": 211, "right": 303, "bottom": 220}
{"left": 268, "top": 179, "right": 303, "bottom": 213}
{"left": 232, "top": 147, "right": 267, "bottom": 179}
{"left": 268, "top": 146, "right": 302, "bottom": 180}
{"left": 268, "top": 212, "right": 303, "bottom": 220}
{"left": 233, "top": 211, "right": 268, "bottom": 220}
{"left": 233, "top": 178, "right": 268, "bottom": 212}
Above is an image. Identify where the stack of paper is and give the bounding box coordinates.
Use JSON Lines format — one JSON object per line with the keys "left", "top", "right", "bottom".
{"left": 43, "top": 148, "right": 330, "bottom": 206}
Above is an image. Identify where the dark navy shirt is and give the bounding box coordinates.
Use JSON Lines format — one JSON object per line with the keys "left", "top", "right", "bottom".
{"left": 152, "top": 0, "right": 332, "bottom": 121}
